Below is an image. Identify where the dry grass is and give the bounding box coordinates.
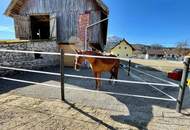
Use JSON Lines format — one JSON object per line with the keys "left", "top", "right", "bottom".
{"left": 132, "top": 59, "right": 183, "bottom": 73}
{"left": 0, "top": 39, "right": 29, "bottom": 44}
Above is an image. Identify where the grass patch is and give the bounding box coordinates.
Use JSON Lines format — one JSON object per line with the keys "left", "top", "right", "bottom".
{"left": 132, "top": 59, "right": 183, "bottom": 73}
{"left": 0, "top": 39, "right": 29, "bottom": 44}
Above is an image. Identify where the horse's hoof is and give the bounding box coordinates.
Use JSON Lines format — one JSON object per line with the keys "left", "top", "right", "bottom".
{"left": 96, "top": 87, "right": 100, "bottom": 91}
{"left": 111, "top": 80, "right": 116, "bottom": 87}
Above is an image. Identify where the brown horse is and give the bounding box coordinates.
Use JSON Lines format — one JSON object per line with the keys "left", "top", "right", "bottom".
{"left": 74, "top": 50, "right": 120, "bottom": 90}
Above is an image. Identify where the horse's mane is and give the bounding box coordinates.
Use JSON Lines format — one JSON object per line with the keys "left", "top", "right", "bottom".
{"left": 82, "top": 50, "right": 117, "bottom": 57}
{"left": 82, "top": 50, "right": 103, "bottom": 56}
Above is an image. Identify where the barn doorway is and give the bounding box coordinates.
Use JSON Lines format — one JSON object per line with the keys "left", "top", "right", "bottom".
{"left": 30, "top": 15, "right": 50, "bottom": 39}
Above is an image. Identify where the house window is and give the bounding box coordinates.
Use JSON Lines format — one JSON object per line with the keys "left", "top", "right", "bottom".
{"left": 126, "top": 54, "right": 128, "bottom": 57}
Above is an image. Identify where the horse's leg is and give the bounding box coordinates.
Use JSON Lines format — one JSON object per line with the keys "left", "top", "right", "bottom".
{"left": 108, "top": 68, "right": 114, "bottom": 86}
{"left": 111, "top": 75, "right": 116, "bottom": 87}
{"left": 112, "top": 64, "right": 119, "bottom": 86}
{"left": 109, "top": 70, "right": 114, "bottom": 84}
{"left": 96, "top": 73, "right": 101, "bottom": 90}
{"left": 94, "top": 72, "right": 98, "bottom": 90}
{"left": 114, "top": 65, "right": 119, "bottom": 79}
{"left": 110, "top": 71, "right": 113, "bottom": 79}
{"left": 113, "top": 62, "right": 120, "bottom": 79}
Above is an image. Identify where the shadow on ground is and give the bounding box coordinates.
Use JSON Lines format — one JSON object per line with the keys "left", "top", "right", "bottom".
{"left": 0, "top": 66, "right": 60, "bottom": 94}
{"left": 0, "top": 64, "right": 189, "bottom": 130}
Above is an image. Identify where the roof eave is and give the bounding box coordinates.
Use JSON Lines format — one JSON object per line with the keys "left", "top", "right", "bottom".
{"left": 96, "top": 0, "right": 109, "bottom": 15}
{"left": 4, "top": 0, "right": 19, "bottom": 17}
{"left": 5, "top": 0, "right": 109, "bottom": 17}
{"left": 4, "top": 7, "right": 11, "bottom": 17}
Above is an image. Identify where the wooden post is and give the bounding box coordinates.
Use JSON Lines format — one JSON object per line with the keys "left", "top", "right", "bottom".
{"left": 60, "top": 49, "right": 65, "bottom": 101}
{"left": 128, "top": 60, "right": 131, "bottom": 76}
{"left": 176, "top": 57, "right": 190, "bottom": 113}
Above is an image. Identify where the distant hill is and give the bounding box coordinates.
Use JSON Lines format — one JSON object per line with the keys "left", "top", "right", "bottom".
{"left": 107, "top": 36, "right": 123, "bottom": 43}
{"left": 132, "top": 44, "right": 150, "bottom": 50}
{"left": 105, "top": 36, "right": 123, "bottom": 51}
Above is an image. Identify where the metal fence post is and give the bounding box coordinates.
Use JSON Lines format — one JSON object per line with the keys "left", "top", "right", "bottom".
{"left": 60, "top": 49, "right": 65, "bottom": 101}
{"left": 128, "top": 60, "right": 131, "bottom": 76}
{"left": 176, "top": 57, "right": 190, "bottom": 113}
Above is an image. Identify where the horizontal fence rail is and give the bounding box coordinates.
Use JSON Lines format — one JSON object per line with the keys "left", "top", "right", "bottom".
{"left": 65, "top": 74, "right": 177, "bottom": 101}
{"left": 0, "top": 66, "right": 61, "bottom": 76}
{"left": 64, "top": 74, "right": 179, "bottom": 87}
{"left": 0, "top": 49, "right": 130, "bottom": 61}
{"left": 64, "top": 53, "right": 131, "bottom": 61}
{"left": 0, "top": 77, "right": 176, "bottom": 102}
{"left": 0, "top": 49, "right": 180, "bottom": 105}
{"left": 0, "top": 49, "right": 184, "bottom": 64}
{"left": 0, "top": 49, "right": 185, "bottom": 64}
{"left": 0, "top": 49, "right": 61, "bottom": 56}
{"left": 0, "top": 66, "right": 179, "bottom": 87}
{"left": 131, "top": 67, "right": 179, "bottom": 87}
{"left": 0, "top": 65, "right": 177, "bottom": 101}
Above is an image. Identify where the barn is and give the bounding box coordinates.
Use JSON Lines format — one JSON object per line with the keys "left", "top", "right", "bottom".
{"left": 4, "top": 0, "right": 109, "bottom": 51}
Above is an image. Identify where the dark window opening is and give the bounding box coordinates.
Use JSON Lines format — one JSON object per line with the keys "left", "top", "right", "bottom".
{"left": 30, "top": 15, "right": 50, "bottom": 39}
{"left": 34, "top": 53, "right": 43, "bottom": 59}
{"left": 101, "top": 12, "right": 108, "bottom": 45}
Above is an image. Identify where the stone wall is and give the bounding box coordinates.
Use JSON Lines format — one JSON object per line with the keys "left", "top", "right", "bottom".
{"left": 0, "top": 40, "right": 60, "bottom": 75}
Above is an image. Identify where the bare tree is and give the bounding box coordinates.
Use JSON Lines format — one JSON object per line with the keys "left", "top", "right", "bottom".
{"left": 176, "top": 40, "right": 189, "bottom": 48}
{"left": 176, "top": 41, "right": 190, "bottom": 56}
{"left": 150, "top": 44, "right": 163, "bottom": 49}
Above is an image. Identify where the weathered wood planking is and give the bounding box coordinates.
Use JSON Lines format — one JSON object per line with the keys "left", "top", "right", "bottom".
{"left": 5, "top": 0, "right": 108, "bottom": 50}
{"left": 19, "top": 0, "right": 107, "bottom": 46}
{"left": 14, "top": 15, "right": 31, "bottom": 39}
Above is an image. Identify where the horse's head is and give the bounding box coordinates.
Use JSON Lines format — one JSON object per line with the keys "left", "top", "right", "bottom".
{"left": 74, "top": 49, "right": 85, "bottom": 71}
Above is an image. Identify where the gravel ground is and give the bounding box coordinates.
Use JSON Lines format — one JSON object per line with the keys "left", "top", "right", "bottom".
{"left": 0, "top": 66, "right": 190, "bottom": 130}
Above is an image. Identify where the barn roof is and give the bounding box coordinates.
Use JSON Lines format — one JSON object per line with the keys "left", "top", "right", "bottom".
{"left": 4, "top": 0, "right": 109, "bottom": 17}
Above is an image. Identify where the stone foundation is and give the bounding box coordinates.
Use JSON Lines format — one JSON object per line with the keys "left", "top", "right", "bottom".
{"left": 0, "top": 40, "right": 59, "bottom": 75}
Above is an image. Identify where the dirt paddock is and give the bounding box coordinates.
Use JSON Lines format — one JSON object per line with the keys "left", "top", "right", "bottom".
{"left": 0, "top": 65, "right": 190, "bottom": 130}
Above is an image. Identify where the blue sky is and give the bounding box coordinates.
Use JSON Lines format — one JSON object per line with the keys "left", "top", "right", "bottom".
{"left": 104, "top": 0, "right": 190, "bottom": 47}
{"left": 0, "top": 0, "right": 190, "bottom": 47}
{"left": 0, "top": 0, "right": 15, "bottom": 39}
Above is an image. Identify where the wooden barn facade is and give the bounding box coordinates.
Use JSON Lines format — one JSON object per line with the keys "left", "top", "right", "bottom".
{"left": 5, "top": 0, "right": 109, "bottom": 50}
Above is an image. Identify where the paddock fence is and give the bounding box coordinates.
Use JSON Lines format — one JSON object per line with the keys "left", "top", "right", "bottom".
{"left": 0, "top": 49, "right": 189, "bottom": 113}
